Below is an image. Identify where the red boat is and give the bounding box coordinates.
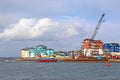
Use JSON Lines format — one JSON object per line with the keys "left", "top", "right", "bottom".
{"left": 36, "top": 58, "right": 57, "bottom": 63}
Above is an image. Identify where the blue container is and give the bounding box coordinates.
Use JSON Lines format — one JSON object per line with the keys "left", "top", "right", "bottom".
{"left": 104, "top": 43, "right": 111, "bottom": 49}
{"left": 111, "top": 49, "right": 119, "bottom": 52}
{"left": 46, "top": 49, "right": 55, "bottom": 55}
{"left": 97, "top": 56, "right": 102, "bottom": 60}
{"left": 104, "top": 43, "right": 120, "bottom": 52}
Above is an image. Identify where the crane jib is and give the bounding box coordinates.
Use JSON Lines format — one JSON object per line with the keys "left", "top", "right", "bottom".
{"left": 91, "top": 13, "right": 105, "bottom": 40}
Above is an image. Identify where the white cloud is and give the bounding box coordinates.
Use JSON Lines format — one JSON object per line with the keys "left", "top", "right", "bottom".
{"left": 0, "top": 17, "right": 91, "bottom": 41}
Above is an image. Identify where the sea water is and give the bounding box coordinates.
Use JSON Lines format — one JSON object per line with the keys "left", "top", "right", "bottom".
{"left": 0, "top": 62, "right": 120, "bottom": 80}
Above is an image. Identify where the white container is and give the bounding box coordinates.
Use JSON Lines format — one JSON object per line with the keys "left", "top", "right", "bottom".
{"left": 21, "top": 50, "right": 29, "bottom": 58}
{"left": 83, "top": 49, "right": 91, "bottom": 56}
{"left": 99, "top": 49, "right": 103, "bottom": 54}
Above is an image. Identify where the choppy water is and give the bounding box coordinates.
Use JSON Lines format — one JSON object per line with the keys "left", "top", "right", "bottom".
{"left": 0, "top": 62, "right": 120, "bottom": 80}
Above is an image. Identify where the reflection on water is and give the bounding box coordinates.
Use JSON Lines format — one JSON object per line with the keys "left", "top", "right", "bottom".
{"left": 0, "top": 62, "right": 120, "bottom": 80}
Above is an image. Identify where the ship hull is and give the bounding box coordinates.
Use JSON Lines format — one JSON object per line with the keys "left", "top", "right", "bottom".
{"left": 36, "top": 58, "right": 57, "bottom": 63}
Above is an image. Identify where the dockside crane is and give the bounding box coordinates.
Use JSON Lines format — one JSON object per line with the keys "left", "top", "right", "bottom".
{"left": 91, "top": 13, "right": 105, "bottom": 40}
{"left": 81, "top": 13, "right": 105, "bottom": 57}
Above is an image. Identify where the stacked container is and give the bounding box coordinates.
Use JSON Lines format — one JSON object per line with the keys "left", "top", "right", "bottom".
{"left": 104, "top": 43, "right": 120, "bottom": 52}
{"left": 35, "top": 45, "right": 47, "bottom": 56}
{"left": 20, "top": 48, "right": 29, "bottom": 58}
{"left": 95, "top": 40, "right": 103, "bottom": 49}
{"left": 83, "top": 39, "right": 103, "bottom": 49}
{"left": 82, "top": 39, "right": 104, "bottom": 56}
{"left": 111, "top": 43, "right": 119, "bottom": 52}
{"left": 82, "top": 39, "right": 91, "bottom": 49}
{"left": 29, "top": 47, "right": 37, "bottom": 57}
{"left": 21, "top": 44, "right": 55, "bottom": 58}
{"left": 46, "top": 49, "right": 55, "bottom": 55}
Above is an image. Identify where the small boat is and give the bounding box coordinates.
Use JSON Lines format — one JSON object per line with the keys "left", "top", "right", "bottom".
{"left": 36, "top": 58, "right": 57, "bottom": 63}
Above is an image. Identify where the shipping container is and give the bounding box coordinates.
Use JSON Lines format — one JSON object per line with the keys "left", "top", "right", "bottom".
{"left": 21, "top": 48, "right": 29, "bottom": 58}
{"left": 103, "top": 49, "right": 111, "bottom": 54}
{"left": 82, "top": 39, "right": 103, "bottom": 49}
{"left": 20, "top": 44, "right": 55, "bottom": 58}
{"left": 46, "top": 49, "right": 55, "bottom": 55}
{"left": 29, "top": 47, "right": 37, "bottom": 57}
{"left": 104, "top": 43, "right": 120, "bottom": 52}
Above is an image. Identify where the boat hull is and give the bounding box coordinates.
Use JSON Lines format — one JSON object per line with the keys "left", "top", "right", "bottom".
{"left": 36, "top": 58, "right": 57, "bottom": 63}
{"left": 62, "top": 57, "right": 108, "bottom": 62}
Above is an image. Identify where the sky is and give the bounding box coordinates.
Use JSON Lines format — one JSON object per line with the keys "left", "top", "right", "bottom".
{"left": 0, "top": 0, "right": 120, "bottom": 57}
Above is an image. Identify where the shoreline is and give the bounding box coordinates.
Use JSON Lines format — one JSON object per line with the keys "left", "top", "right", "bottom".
{"left": 0, "top": 57, "right": 120, "bottom": 63}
